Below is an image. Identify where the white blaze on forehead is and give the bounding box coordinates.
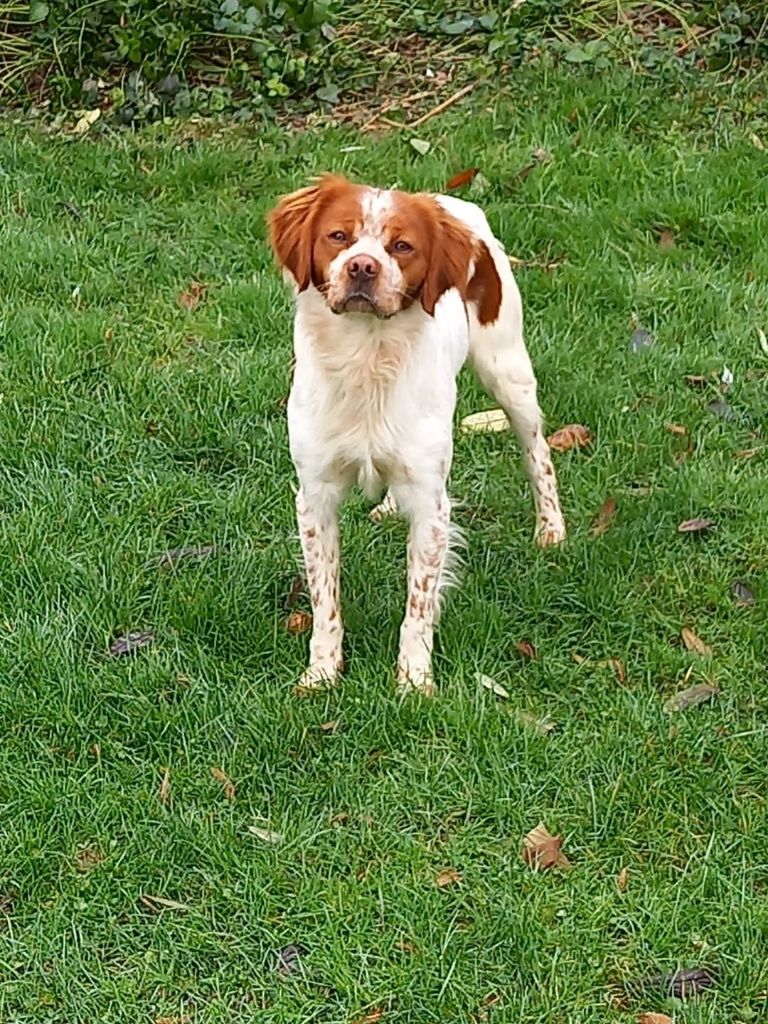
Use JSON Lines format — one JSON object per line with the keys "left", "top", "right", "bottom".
{"left": 360, "top": 188, "right": 395, "bottom": 238}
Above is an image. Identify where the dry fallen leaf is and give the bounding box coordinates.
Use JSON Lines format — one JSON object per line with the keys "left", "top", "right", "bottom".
{"left": 731, "top": 580, "right": 755, "bottom": 606}
{"left": 277, "top": 944, "right": 305, "bottom": 976}
{"left": 74, "top": 108, "right": 101, "bottom": 134}
{"left": 109, "top": 630, "right": 155, "bottom": 657}
{"left": 284, "top": 574, "right": 305, "bottom": 609}
{"left": 684, "top": 374, "right": 708, "bottom": 389}
{"left": 75, "top": 844, "right": 103, "bottom": 873}
{"left": 514, "top": 640, "right": 537, "bottom": 659}
{"left": 395, "top": 939, "right": 417, "bottom": 954}
{"left": 178, "top": 281, "right": 205, "bottom": 311}
{"left": 436, "top": 867, "right": 462, "bottom": 888}
{"left": 664, "top": 682, "right": 718, "bottom": 712}
{"left": 446, "top": 167, "right": 479, "bottom": 190}
{"left": 591, "top": 497, "right": 616, "bottom": 536}
{"left": 637, "top": 1014, "right": 673, "bottom": 1024}
{"left": 286, "top": 610, "right": 313, "bottom": 634}
{"left": 617, "top": 867, "right": 629, "bottom": 892}
{"left": 211, "top": 766, "right": 235, "bottom": 801}
{"left": 677, "top": 517, "right": 715, "bottom": 534}
{"left": 632, "top": 966, "right": 719, "bottom": 999}
{"left": 140, "top": 894, "right": 190, "bottom": 913}
{"left": 248, "top": 825, "right": 283, "bottom": 844}
{"left": 658, "top": 229, "right": 676, "bottom": 250}
{"left": 353, "top": 1009, "right": 384, "bottom": 1024}
{"left": 158, "top": 766, "right": 171, "bottom": 806}
{"left": 607, "top": 657, "right": 627, "bottom": 684}
{"left": 547, "top": 424, "right": 591, "bottom": 452}
{"left": 666, "top": 423, "right": 687, "bottom": 436}
{"left": 155, "top": 1016, "right": 191, "bottom": 1024}
{"left": 734, "top": 447, "right": 761, "bottom": 459}
{"left": 514, "top": 710, "right": 557, "bottom": 735}
{"left": 460, "top": 408, "right": 510, "bottom": 433}
{"left": 149, "top": 544, "right": 217, "bottom": 569}
{"left": 522, "top": 822, "right": 572, "bottom": 871}
{"left": 320, "top": 719, "right": 340, "bottom": 734}
{"left": 681, "top": 627, "right": 712, "bottom": 656}
{"left": 477, "top": 673, "right": 510, "bottom": 699}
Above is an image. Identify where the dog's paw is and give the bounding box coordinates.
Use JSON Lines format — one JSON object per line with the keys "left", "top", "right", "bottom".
{"left": 535, "top": 518, "right": 566, "bottom": 548}
{"left": 396, "top": 660, "right": 436, "bottom": 698}
{"left": 293, "top": 660, "right": 341, "bottom": 697}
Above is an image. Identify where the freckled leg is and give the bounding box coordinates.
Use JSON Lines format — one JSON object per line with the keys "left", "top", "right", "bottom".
{"left": 294, "top": 484, "right": 345, "bottom": 693}
{"left": 471, "top": 349, "right": 566, "bottom": 547}
{"left": 394, "top": 486, "right": 451, "bottom": 696}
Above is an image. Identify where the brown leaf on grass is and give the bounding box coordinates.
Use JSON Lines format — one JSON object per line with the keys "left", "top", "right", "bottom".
{"left": 666, "top": 422, "right": 687, "bottom": 435}
{"left": 681, "top": 627, "right": 712, "bottom": 656}
{"left": 522, "top": 823, "right": 572, "bottom": 871}
{"left": 352, "top": 1009, "right": 384, "bottom": 1024}
{"left": 664, "top": 682, "right": 718, "bottom": 712}
{"left": 631, "top": 966, "right": 719, "bottom": 999}
{"left": 637, "top": 1014, "right": 673, "bottom": 1024}
{"left": 608, "top": 658, "right": 627, "bottom": 684}
{"left": 514, "top": 710, "right": 557, "bottom": 735}
{"left": 547, "top": 424, "right": 591, "bottom": 452}
{"left": 178, "top": 281, "right": 205, "bottom": 311}
{"left": 284, "top": 574, "right": 305, "bottom": 609}
{"left": 395, "top": 940, "right": 417, "bottom": 954}
{"left": 446, "top": 167, "right": 479, "bottom": 190}
{"left": 514, "top": 640, "right": 537, "bottom": 659}
{"left": 731, "top": 580, "right": 755, "bottom": 606}
{"left": 734, "top": 447, "right": 761, "bottom": 459}
{"left": 211, "top": 766, "right": 235, "bottom": 801}
{"left": 658, "top": 229, "right": 676, "bottom": 250}
{"left": 677, "top": 517, "right": 715, "bottom": 534}
{"left": 149, "top": 545, "right": 217, "bottom": 569}
{"left": 617, "top": 867, "right": 629, "bottom": 892}
{"left": 109, "top": 630, "right": 154, "bottom": 657}
{"left": 285, "top": 610, "right": 312, "bottom": 633}
{"left": 684, "top": 374, "right": 708, "bottom": 389}
{"left": 75, "top": 844, "right": 103, "bottom": 873}
{"left": 320, "top": 719, "right": 340, "bottom": 734}
{"left": 591, "top": 497, "right": 616, "bottom": 536}
{"left": 436, "top": 867, "right": 462, "bottom": 888}
{"left": 155, "top": 1016, "right": 191, "bottom": 1024}
{"left": 140, "top": 894, "right": 190, "bottom": 913}
{"left": 158, "top": 766, "right": 171, "bottom": 806}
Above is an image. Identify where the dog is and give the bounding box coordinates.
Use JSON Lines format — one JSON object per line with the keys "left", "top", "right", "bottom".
{"left": 267, "top": 174, "right": 565, "bottom": 696}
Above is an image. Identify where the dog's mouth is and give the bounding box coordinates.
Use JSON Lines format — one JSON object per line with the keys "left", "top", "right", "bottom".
{"left": 331, "top": 292, "right": 394, "bottom": 319}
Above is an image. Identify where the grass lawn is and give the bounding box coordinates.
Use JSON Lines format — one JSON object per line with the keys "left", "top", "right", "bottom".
{"left": 1, "top": 63, "right": 767, "bottom": 1023}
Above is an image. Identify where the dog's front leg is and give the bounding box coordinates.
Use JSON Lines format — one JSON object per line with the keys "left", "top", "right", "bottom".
{"left": 294, "top": 485, "right": 344, "bottom": 692}
{"left": 395, "top": 485, "right": 451, "bottom": 697}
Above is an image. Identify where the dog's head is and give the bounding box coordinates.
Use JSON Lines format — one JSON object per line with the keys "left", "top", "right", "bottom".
{"left": 267, "top": 174, "right": 501, "bottom": 324}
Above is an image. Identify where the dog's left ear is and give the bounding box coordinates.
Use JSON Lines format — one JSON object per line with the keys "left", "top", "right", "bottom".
{"left": 420, "top": 206, "right": 502, "bottom": 325}
{"left": 267, "top": 174, "right": 347, "bottom": 291}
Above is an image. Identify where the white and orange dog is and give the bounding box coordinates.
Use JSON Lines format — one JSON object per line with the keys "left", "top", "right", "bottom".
{"left": 267, "top": 174, "right": 565, "bottom": 696}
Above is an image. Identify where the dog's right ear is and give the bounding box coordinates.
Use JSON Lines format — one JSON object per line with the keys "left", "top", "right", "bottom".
{"left": 266, "top": 175, "right": 347, "bottom": 291}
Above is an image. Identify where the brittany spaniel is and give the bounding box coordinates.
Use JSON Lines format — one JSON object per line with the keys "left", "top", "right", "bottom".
{"left": 267, "top": 174, "right": 565, "bottom": 696}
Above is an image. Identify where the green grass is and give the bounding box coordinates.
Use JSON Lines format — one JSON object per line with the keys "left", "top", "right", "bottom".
{"left": 1, "top": 64, "right": 768, "bottom": 1024}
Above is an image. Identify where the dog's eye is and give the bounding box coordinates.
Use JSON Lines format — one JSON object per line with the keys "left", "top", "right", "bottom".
{"left": 392, "top": 240, "right": 413, "bottom": 254}
{"left": 328, "top": 230, "right": 347, "bottom": 243}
